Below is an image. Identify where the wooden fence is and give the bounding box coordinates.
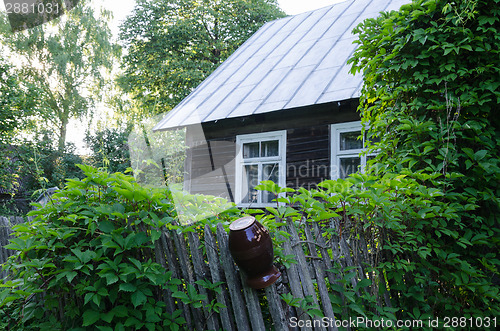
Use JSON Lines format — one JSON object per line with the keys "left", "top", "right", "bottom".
{"left": 152, "top": 218, "right": 382, "bottom": 331}
{"left": 0, "top": 216, "right": 27, "bottom": 279}
{"left": 0, "top": 215, "right": 383, "bottom": 330}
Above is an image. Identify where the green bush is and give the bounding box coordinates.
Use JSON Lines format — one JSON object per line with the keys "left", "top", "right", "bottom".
{"left": 0, "top": 130, "right": 85, "bottom": 209}
{"left": 255, "top": 168, "right": 500, "bottom": 326}
{"left": 346, "top": 0, "right": 500, "bottom": 323}
{"left": 0, "top": 165, "right": 186, "bottom": 330}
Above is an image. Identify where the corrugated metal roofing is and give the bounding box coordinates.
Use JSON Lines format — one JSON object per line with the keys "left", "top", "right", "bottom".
{"left": 154, "top": 0, "right": 408, "bottom": 131}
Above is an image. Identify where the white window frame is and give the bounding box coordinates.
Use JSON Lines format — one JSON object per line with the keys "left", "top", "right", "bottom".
{"left": 235, "top": 130, "right": 287, "bottom": 207}
{"left": 330, "top": 121, "right": 376, "bottom": 179}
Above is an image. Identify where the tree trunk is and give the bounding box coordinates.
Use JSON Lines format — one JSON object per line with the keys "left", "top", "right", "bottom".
{"left": 58, "top": 116, "right": 69, "bottom": 153}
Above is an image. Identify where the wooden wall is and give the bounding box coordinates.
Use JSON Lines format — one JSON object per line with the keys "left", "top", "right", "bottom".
{"left": 286, "top": 125, "right": 330, "bottom": 190}
{"left": 184, "top": 99, "right": 359, "bottom": 201}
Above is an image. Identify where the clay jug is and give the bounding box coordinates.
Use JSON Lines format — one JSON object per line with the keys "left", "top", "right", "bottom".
{"left": 228, "top": 216, "right": 281, "bottom": 289}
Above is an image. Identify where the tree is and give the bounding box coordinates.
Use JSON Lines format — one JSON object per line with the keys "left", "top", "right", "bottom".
{"left": 0, "top": 57, "right": 36, "bottom": 197}
{"left": 1, "top": 0, "right": 119, "bottom": 152}
{"left": 0, "top": 58, "right": 22, "bottom": 195}
{"left": 0, "top": 58, "right": 31, "bottom": 143}
{"left": 118, "top": 0, "right": 285, "bottom": 117}
{"left": 350, "top": 0, "right": 499, "bottom": 317}
{"left": 84, "top": 125, "right": 132, "bottom": 173}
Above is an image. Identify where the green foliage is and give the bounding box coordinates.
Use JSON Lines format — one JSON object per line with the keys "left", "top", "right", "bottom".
{"left": 1, "top": 0, "right": 119, "bottom": 152}
{"left": 194, "top": 279, "right": 227, "bottom": 314}
{"left": 127, "top": 118, "right": 188, "bottom": 187}
{"left": 169, "top": 186, "right": 240, "bottom": 226}
{"left": 344, "top": 0, "right": 500, "bottom": 321}
{"left": 256, "top": 167, "right": 499, "bottom": 324}
{"left": 118, "top": 0, "right": 285, "bottom": 117}
{"left": 0, "top": 59, "right": 32, "bottom": 144}
{"left": 0, "top": 131, "right": 84, "bottom": 206}
{"left": 280, "top": 293, "right": 323, "bottom": 319}
{"left": 0, "top": 58, "right": 38, "bottom": 198}
{"left": 84, "top": 126, "right": 132, "bottom": 173}
{"left": 172, "top": 284, "right": 206, "bottom": 309}
{"left": 0, "top": 165, "right": 187, "bottom": 330}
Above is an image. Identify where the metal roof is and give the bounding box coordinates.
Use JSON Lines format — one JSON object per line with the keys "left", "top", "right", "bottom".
{"left": 154, "top": 0, "right": 407, "bottom": 131}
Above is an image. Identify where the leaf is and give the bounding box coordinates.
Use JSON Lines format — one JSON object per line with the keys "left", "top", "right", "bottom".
{"left": 474, "top": 150, "right": 487, "bottom": 161}
{"left": 105, "top": 273, "right": 119, "bottom": 285}
{"left": 65, "top": 271, "right": 78, "bottom": 283}
{"left": 82, "top": 309, "right": 100, "bottom": 327}
{"left": 98, "top": 220, "right": 115, "bottom": 233}
{"left": 151, "top": 230, "right": 161, "bottom": 242}
{"left": 111, "top": 305, "right": 129, "bottom": 318}
{"left": 97, "top": 327, "right": 113, "bottom": 331}
{"left": 113, "top": 187, "right": 134, "bottom": 201}
{"left": 355, "top": 278, "right": 372, "bottom": 291}
{"left": 100, "top": 311, "right": 115, "bottom": 323}
{"left": 84, "top": 293, "right": 94, "bottom": 305}
{"left": 172, "top": 291, "right": 190, "bottom": 302}
{"left": 119, "top": 283, "right": 137, "bottom": 292}
{"left": 306, "top": 308, "right": 324, "bottom": 318}
{"left": 423, "top": 145, "right": 434, "bottom": 154}
{"left": 124, "top": 317, "right": 140, "bottom": 327}
{"left": 131, "top": 290, "right": 147, "bottom": 308}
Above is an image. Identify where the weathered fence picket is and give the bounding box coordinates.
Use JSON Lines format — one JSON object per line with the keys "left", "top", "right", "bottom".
{"left": 216, "top": 223, "right": 251, "bottom": 330}
{"left": 204, "top": 224, "right": 235, "bottom": 331}
{"left": 0, "top": 216, "right": 385, "bottom": 330}
{"left": 264, "top": 283, "right": 288, "bottom": 330}
{"left": 304, "top": 225, "right": 337, "bottom": 331}
{"left": 280, "top": 230, "right": 312, "bottom": 331}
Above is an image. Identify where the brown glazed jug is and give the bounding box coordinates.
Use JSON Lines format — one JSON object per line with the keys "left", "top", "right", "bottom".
{"left": 228, "top": 216, "right": 281, "bottom": 289}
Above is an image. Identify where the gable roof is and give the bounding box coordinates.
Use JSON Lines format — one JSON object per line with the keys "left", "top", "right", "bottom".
{"left": 154, "top": 0, "right": 407, "bottom": 131}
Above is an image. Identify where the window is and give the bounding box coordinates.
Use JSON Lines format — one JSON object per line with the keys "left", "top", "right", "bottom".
{"left": 330, "top": 121, "right": 376, "bottom": 179}
{"left": 235, "top": 130, "right": 286, "bottom": 206}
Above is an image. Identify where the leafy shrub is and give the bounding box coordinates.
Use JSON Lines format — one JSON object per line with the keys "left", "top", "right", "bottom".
{"left": 0, "top": 165, "right": 186, "bottom": 330}
{"left": 348, "top": 0, "right": 500, "bottom": 321}
{"left": 0, "top": 131, "right": 85, "bottom": 205}
{"left": 255, "top": 168, "right": 500, "bottom": 325}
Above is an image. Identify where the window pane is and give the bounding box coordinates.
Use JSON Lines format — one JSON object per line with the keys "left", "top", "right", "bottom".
{"left": 340, "top": 157, "right": 360, "bottom": 179}
{"left": 340, "top": 131, "right": 362, "bottom": 150}
{"left": 242, "top": 165, "right": 259, "bottom": 203}
{"left": 261, "top": 140, "right": 279, "bottom": 157}
{"left": 262, "top": 163, "right": 279, "bottom": 203}
{"left": 243, "top": 142, "right": 259, "bottom": 158}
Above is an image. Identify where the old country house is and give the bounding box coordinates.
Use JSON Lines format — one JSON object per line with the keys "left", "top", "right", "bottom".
{"left": 154, "top": 0, "right": 407, "bottom": 207}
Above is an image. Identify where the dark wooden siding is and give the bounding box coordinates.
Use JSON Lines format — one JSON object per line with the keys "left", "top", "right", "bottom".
{"left": 286, "top": 125, "right": 330, "bottom": 190}
{"left": 184, "top": 99, "right": 359, "bottom": 202}
{"left": 186, "top": 139, "right": 236, "bottom": 200}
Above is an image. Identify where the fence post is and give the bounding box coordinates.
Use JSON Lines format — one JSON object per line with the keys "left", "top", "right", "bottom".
{"left": 280, "top": 225, "right": 312, "bottom": 331}
{"left": 312, "top": 222, "right": 345, "bottom": 310}
{"left": 265, "top": 283, "right": 289, "bottom": 330}
{"left": 304, "top": 223, "right": 338, "bottom": 331}
{"left": 187, "top": 231, "right": 220, "bottom": 331}
{"left": 288, "top": 224, "right": 321, "bottom": 308}
{"left": 215, "top": 223, "right": 251, "bottom": 330}
{"left": 171, "top": 230, "right": 205, "bottom": 331}
{"left": 163, "top": 231, "right": 193, "bottom": 329}
{"left": 204, "top": 224, "right": 235, "bottom": 331}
